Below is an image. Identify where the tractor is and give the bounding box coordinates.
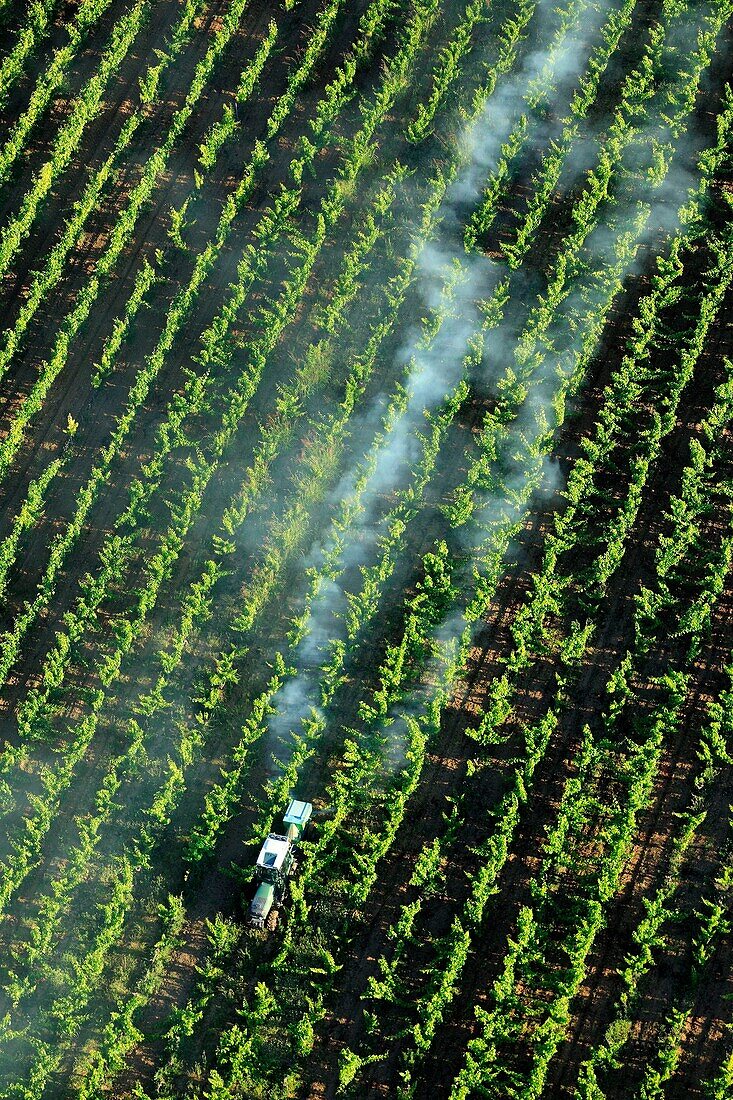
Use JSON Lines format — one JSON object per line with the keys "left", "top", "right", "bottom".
{"left": 248, "top": 798, "right": 312, "bottom": 930}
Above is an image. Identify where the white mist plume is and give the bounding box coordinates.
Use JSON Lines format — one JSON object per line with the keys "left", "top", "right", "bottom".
{"left": 262, "top": 0, "right": 713, "bottom": 769}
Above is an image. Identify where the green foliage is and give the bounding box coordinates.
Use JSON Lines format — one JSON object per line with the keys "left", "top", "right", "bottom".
{"left": 0, "top": 0, "right": 730, "bottom": 1094}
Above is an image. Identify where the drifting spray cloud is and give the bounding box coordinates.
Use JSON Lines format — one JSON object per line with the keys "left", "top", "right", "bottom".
{"left": 448, "top": 0, "right": 615, "bottom": 214}
{"left": 262, "top": 0, "right": 715, "bottom": 770}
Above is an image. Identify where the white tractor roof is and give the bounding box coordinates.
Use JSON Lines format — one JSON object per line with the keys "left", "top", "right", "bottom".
{"left": 256, "top": 835, "right": 290, "bottom": 871}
